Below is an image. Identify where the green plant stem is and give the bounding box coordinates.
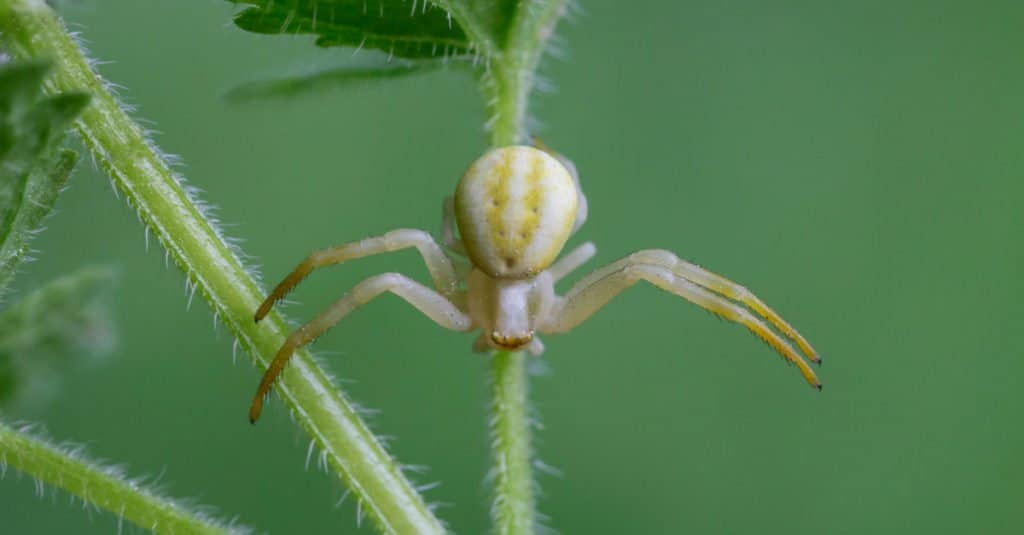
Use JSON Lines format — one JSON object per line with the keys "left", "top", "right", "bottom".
{"left": 488, "top": 63, "right": 528, "bottom": 147}
{"left": 487, "top": 0, "right": 571, "bottom": 146}
{"left": 489, "top": 351, "right": 536, "bottom": 535}
{"left": 0, "top": 2, "right": 443, "bottom": 533}
{"left": 484, "top": 2, "right": 571, "bottom": 531}
{"left": 483, "top": 3, "right": 570, "bottom": 532}
{"left": 0, "top": 420, "right": 246, "bottom": 534}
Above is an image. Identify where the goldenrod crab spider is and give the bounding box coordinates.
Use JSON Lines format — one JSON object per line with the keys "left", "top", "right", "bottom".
{"left": 249, "top": 144, "right": 821, "bottom": 423}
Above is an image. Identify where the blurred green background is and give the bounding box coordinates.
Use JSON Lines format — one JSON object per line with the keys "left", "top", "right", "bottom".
{"left": 2, "top": 0, "right": 1023, "bottom": 533}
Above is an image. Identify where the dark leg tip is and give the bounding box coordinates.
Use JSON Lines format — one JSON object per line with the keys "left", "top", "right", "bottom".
{"left": 815, "top": 383, "right": 823, "bottom": 391}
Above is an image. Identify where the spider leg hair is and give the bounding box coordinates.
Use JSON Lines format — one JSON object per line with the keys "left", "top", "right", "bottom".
{"left": 545, "top": 262, "right": 821, "bottom": 389}
{"left": 254, "top": 229, "right": 459, "bottom": 322}
{"left": 250, "top": 272, "right": 472, "bottom": 423}
{"left": 547, "top": 241, "right": 597, "bottom": 283}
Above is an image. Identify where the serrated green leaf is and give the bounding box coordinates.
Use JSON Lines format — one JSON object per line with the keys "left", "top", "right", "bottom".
{"left": 0, "top": 61, "right": 90, "bottom": 292}
{"left": 227, "top": 0, "right": 472, "bottom": 59}
{"left": 430, "top": 0, "right": 516, "bottom": 52}
{"left": 225, "top": 59, "right": 464, "bottom": 102}
{"left": 0, "top": 266, "right": 118, "bottom": 409}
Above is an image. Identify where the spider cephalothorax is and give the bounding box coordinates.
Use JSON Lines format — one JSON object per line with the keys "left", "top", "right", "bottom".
{"left": 249, "top": 144, "right": 821, "bottom": 423}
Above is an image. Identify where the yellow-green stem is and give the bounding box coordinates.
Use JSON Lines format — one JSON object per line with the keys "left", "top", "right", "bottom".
{"left": 484, "top": 3, "right": 570, "bottom": 533}
{"left": 486, "top": 0, "right": 571, "bottom": 147}
{"left": 0, "top": 420, "right": 246, "bottom": 534}
{"left": 489, "top": 351, "right": 535, "bottom": 535}
{"left": 0, "top": 1, "right": 443, "bottom": 533}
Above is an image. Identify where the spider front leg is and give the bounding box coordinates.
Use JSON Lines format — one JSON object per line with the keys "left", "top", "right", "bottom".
{"left": 250, "top": 273, "right": 472, "bottom": 423}
{"left": 255, "top": 229, "right": 458, "bottom": 322}
{"left": 542, "top": 258, "right": 821, "bottom": 389}
{"left": 666, "top": 251, "right": 819, "bottom": 363}
{"left": 578, "top": 250, "right": 821, "bottom": 364}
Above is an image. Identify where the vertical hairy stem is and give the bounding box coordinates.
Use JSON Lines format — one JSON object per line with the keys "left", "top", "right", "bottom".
{"left": 489, "top": 351, "right": 536, "bottom": 535}
{"left": 488, "top": 64, "right": 526, "bottom": 146}
{"left": 484, "top": 3, "right": 570, "bottom": 533}
{"left": 0, "top": 420, "right": 247, "bottom": 535}
{"left": 0, "top": 1, "right": 443, "bottom": 533}
{"left": 486, "top": 0, "right": 571, "bottom": 146}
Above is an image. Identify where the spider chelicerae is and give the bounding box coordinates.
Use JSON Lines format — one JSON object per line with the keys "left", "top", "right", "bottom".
{"left": 249, "top": 144, "right": 821, "bottom": 422}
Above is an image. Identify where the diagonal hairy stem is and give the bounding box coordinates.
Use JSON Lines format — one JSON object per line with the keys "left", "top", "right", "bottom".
{"left": 0, "top": 419, "right": 250, "bottom": 535}
{"left": 0, "top": 1, "right": 444, "bottom": 533}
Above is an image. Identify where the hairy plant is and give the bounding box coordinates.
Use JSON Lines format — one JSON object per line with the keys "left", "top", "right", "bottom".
{"left": 0, "top": 0, "right": 571, "bottom": 533}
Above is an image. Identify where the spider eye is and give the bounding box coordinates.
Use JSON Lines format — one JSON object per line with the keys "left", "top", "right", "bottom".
{"left": 490, "top": 331, "right": 534, "bottom": 350}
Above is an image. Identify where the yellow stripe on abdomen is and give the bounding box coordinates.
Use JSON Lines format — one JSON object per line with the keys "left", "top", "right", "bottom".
{"left": 455, "top": 146, "right": 577, "bottom": 279}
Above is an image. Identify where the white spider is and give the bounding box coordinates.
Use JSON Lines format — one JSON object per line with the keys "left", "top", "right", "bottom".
{"left": 249, "top": 144, "right": 821, "bottom": 422}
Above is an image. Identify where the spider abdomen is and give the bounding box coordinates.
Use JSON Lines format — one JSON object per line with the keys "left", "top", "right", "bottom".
{"left": 455, "top": 146, "right": 578, "bottom": 279}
